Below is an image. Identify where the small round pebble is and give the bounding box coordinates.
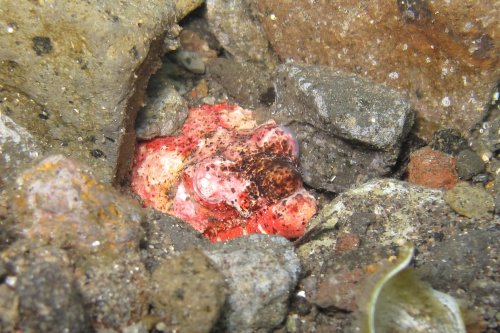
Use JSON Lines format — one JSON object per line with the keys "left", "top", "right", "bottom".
{"left": 407, "top": 146, "right": 458, "bottom": 189}
{"left": 444, "top": 182, "right": 495, "bottom": 219}
{"left": 456, "top": 149, "right": 485, "bottom": 180}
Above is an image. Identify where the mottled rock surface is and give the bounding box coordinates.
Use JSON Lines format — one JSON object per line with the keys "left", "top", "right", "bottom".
{"left": 444, "top": 181, "right": 495, "bottom": 219}
{"left": 407, "top": 146, "right": 458, "bottom": 189}
{"left": 12, "top": 155, "right": 144, "bottom": 257}
{"left": 289, "top": 122, "right": 395, "bottom": 193}
{"left": 204, "top": 235, "right": 300, "bottom": 332}
{"left": 0, "top": 242, "right": 91, "bottom": 333}
{"left": 255, "top": 0, "right": 499, "bottom": 139}
{"left": 9, "top": 155, "right": 150, "bottom": 330}
{"left": 274, "top": 64, "right": 413, "bottom": 151}
{"left": 297, "top": 179, "right": 467, "bottom": 274}
{"left": 75, "top": 254, "right": 150, "bottom": 330}
{"left": 0, "top": 0, "right": 203, "bottom": 183}
{"left": 274, "top": 63, "right": 413, "bottom": 192}
{"left": 456, "top": 149, "right": 485, "bottom": 180}
{"left": 150, "top": 249, "right": 227, "bottom": 333}
{"left": 208, "top": 58, "right": 275, "bottom": 108}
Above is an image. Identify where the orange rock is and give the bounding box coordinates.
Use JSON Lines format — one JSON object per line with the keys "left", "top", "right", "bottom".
{"left": 407, "top": 147, "right": 458, "bottom": 189}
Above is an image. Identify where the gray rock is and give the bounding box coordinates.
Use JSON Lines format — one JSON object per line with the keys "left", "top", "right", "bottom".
{"left": 204, "top": 235, "right": 300, "bottom": 333}
{"left": 274, "top": 63, "right": 413, "bottom": 152}
{"left": 206, "top": 0, "right": 276, "bottom": 66}
{"left": 173, "top": 50, "right": 206, "bottom": 74}
{"left": 289, "top": 122, "right": 395, "bottom": 192}
{"left": 456, "top": 149, "right": 485, "bottom": 180}
{"left": 135, "top": 83, "right": 188, "bottom": 140}
{"left": 1, "top": 241, "right": 91, "bottom": 332}
{"left": 75, "top": 253, "right": 150, "bottom": 330}
{"left": 141, "top": 209, "right": 210, "bottom": 271}
{"left": 208, "top": 58, "right": 275, "bottom": 108}
{"left": 0, "top": 0, "right": 202, "bottom": 183}
{"left": 297, "top": 179, "right": 464, "bottom": 274}
{"left": 415, "top": 229, "right": 499, "bottom": 292}
{"left": 272, "top": 64, "right": 413, "bottom": 192}
{"left": 17, "top": 261, "right": 91, "bottom": 333}
{"left": 430, "top": 128, "right": 469, "bottom": 156}
{"left": 150, "top": 249, "right": 227, "bottom": 333}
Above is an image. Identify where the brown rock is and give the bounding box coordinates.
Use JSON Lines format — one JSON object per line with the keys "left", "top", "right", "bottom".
{"left": 151, "top": 249, "right": 227, "bottom": 333}
{"left": 312, "top": 268, "right": 364, "bottom": 312}
{"left": 254, "top": 1, "right": 499, "bottom": 139}
{"left": 335, "top": 233, "right": 361, "bottom": 252}
{"left": 0, "top": 0, "right": 203, "bottom": 183}
{"left": 12, "top": 155, "right": 144, "bottom": 257}
{"left": 407, "top": 146, "right": 458, "bottom": 189}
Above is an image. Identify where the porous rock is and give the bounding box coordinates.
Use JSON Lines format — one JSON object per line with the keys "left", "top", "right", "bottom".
{"left": 289, "top": 122, "right": 395, "bottom": 193}
{"left": 203, "top": 235, "right": 300, "bottom": 332}
{"left": 0, "top": 241, "right": 91, "bottom": 333}
{"left": 456, "top": 149, "right": 485, "bottom": 180}
{"left": 0, "top": 0, "right": 203, "bottom": 183}
{"left": 297, "top": 179, "right": 463, "bottom": 274}
{"left": 274, "top": 63, "right": 413, "bottom": 151}
{"left": 444, "top": 181, "right": 495, "bottom": 219}
{"left": 255, "top": 0, "right": 499, "bottom": 140}
{"left": 140, "top": 209, "right": 210, "bottom": 271}
{"left": 12, "top": 155, "right": 144, "bottom": 257}
{"left": 150, "top": 249, "right": 227, "bottom": 333}
{"left": 74, "top": 253, "right": 150, "bottom": 330}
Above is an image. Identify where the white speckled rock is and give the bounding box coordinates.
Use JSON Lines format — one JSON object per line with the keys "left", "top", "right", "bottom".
{"left": 204, "top": 235, "right": 300, "bottom": 332}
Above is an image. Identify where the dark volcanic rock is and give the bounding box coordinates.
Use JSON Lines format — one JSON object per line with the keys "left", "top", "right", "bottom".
{"left": 75, "top": 254, "right": 150, "bottom": 330}
{"left": 415, "top": 229, "right": 498, "bottom": 292}
{"left": 297, "top": 179, "right": 467, "bottom": 274}
{"left": 208, "top": 58, "right": 275, "bottom": 108}
{"left": 274, "top": 64, "right": 413, "bottom": 151}
{"left": 274, "top": 63, "right": 413, "bottom": 191}
{"left": 0, "top": 0, "right": 203, "bottom": 183}
{"left": 289, "top": 122, "right": 395, "bottom": 193}
{"left": 456, "top": 149, "right": 485, "bottom": 180}
{"left": 206, "top": 0, "right": 276, "bottom": 67}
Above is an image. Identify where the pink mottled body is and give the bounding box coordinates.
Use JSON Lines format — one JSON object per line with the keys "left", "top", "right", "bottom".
{"left": 131, "top": 103, "right": 317, "bottom": 241}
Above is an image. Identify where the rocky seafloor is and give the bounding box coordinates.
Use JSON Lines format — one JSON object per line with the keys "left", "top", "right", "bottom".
{"left": 0, "top": 1, "right": 498, "bottom": 332}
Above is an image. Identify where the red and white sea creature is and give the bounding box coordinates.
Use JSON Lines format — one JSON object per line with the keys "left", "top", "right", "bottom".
{"left": 131, "top": 103, "right": 317, "bottom": 242}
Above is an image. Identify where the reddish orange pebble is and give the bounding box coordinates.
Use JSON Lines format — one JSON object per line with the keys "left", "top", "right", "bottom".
{"left": 407, "top": 146, "right": 458, "bottom": 189}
